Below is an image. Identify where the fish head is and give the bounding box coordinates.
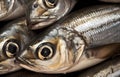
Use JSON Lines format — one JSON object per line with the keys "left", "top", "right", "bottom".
{"left": 16, "top": 28, "right": 86, "bottom": 73}
{"left": 27, "top": 0, "right": 76, "bottom": 29}
{"left": 17, "top": 34, "right": 120, "bottom": 74}
{"left": 0, "top": 0, "right": 14, "bottom": 18}
{"left": 0, "top": 35, "right": 22, "bottom": 74}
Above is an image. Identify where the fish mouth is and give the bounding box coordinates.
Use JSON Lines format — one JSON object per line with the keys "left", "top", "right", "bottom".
{"left": 16, "top": 57, "right": 35, "bottom": 67}
{"left": 28, "top": 15, "right": 57, "bottom": 29}
{"left": 15, "top": 57, "right": 37, "bottom": 72}
{"left": 0, "top": 0, "right": 14, "bottom": 18}
{"left": 30, "top": 15, "right": 56, "bottom": 20}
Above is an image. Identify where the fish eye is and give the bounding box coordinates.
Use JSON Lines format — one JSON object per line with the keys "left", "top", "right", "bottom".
{"left": 4, "top": 0, "right": 11, "bottom": 8}
{"left": 5, "top": 0, "right": 10, "bottom": 3}
{"left": 43, "top": 0, "right": 58, "bottom": 8}
{"left": 2, "top": 39, "right": 20, "bottom": 58}
{"left": 7, "top": 0, "right": 10, "bottom": 3}
{"left": 32, "top": 3, "right": 39, "bottom": 9}
{"left": 35, "top": 42, "right": 56, "bottom": 60}
{"left": 5, "top": 0, "right": 11, "bottom": 5}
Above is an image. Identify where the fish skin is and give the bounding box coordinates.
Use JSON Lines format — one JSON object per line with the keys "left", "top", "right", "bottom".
{"left": 26, "top": 0, "right": 76, "bottom": 30}
{"left": 0, "top": 18, "right": 36, "bottom": 74}
{"left": 16, "top": 5, "right": 120, "bottom": 74}
{"left": 0, "top": 0, "right": 30, "bottom": 21}
{"left": 1, "top": 52, "right": 120, "bottom": 77}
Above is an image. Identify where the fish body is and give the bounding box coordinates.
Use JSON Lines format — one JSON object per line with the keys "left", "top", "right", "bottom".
{"left": 0, "top": 0, "right": 29, "bottom": 21}
{"left": 0, "top": 18, "right": 36, "bottom": 74}
{"left": 16, "top": 5, "right": 120, "bottom": 74}
{"left": 26, "top": 0, "right": 76, "bottom": 30}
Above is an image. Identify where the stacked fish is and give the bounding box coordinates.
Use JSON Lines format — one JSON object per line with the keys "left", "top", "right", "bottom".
{"left": 0, "top": 0, "right": 120, "bottom": 76}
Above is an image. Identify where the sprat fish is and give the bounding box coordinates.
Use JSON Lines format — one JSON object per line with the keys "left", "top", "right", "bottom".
{"left": 26, "top": 0, "right": 76, "bottom": 30}
{"left": 16, "top": 5, "right": 120, "bottom": 73}
{"left": 0, "top": 0, "right": 28, "bottom": 21}
{"left": 0, "top": 18, "right": 35, "bottom": 74}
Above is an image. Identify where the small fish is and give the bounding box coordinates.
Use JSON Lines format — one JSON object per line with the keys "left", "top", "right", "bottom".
{"left": 16, "top": 5, "right": 120, "bottom": 74}
{"left": 0, "top": 18, "right": 36, "bottom": 74}
{"left": 26, "top": 0, "right": 76, "bottom": 30}
{"left": 1, "top": 52, "right": 120, "bottom": 77}
{"left": 0, "top": 0, "right": 28, "bottom": 21}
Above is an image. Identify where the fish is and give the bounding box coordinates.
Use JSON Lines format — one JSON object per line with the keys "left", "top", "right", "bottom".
{"left": 0, "top": 18, "right": 36, "bottom": 74}
{"left": 1, "top": 54, "right": 120, "bottom": 77}
{"left": 16, "top": 5, "right": 120, "bottom": 74}
{"left": 0, "top": 0, "right": 29, "bottom": 21}
{"left": 26, "top": 0, "right": 77, "bottom": 30}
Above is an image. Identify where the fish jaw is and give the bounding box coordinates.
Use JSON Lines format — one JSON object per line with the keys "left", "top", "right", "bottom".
{"left": 28, "top": 0, "right": 76, "bottom": 29}
{"left": 0, "top": 58, "right": 21, "bottom": 74}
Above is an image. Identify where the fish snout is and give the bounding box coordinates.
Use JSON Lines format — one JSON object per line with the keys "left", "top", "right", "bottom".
{"left": 15, "top": 46, "right": 35, "bottom": 64}
{"left": 15, "top": 56, "right": 24, "bottom": 65}
{"left": 15, "top": 55, "right": 35, "bottom": 67}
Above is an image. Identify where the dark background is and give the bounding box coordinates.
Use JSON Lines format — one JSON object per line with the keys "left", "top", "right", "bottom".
{"left": 0, "top": 0, "right": 120, "bottom": 77}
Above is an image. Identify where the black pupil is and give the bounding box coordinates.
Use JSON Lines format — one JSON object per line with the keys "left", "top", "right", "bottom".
{"left": 41, "top": 47, "right": 51, "bottom": 57}
{"left": 7, "top": 1, "right": 10, "bottom": 4}
{"left": 48, "top": 0, "right": 56, "bottom": 4}
{"left": 33, "top": 3, "right": 38, "bottom": 8}
{"left": 8, "top": 44, "right": 18, "bottom": 54}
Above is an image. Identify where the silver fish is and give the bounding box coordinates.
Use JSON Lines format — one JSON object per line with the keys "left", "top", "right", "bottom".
{"left": 26, "top": 0, "right": 76, "bottom": 30}
{"left": 0, "top": 0, "right": 28, "bottom": 21}
{"left": 0, "top": 18, "right": 35, "bottom": 74}
{"left": 1, "top": 54, "right": 120, "bottom": 77}
{"left": 16, "top": 5, "right": 120, "bottom": 74}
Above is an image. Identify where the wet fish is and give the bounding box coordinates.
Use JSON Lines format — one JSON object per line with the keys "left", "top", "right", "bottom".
{"left": 0, "top": 18, "right": 36, "bottom": 74}
{"left": 0, "top": 0, "right": 29, "bottom": 21}
{"left": 26, "top": 0, "right": 76, "bottom": 30}
{"left": 1, "top": 54, "right": 120, "bottom": 77}
{"left": 16, "top": 5, "right": 120, "bottom": 74}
